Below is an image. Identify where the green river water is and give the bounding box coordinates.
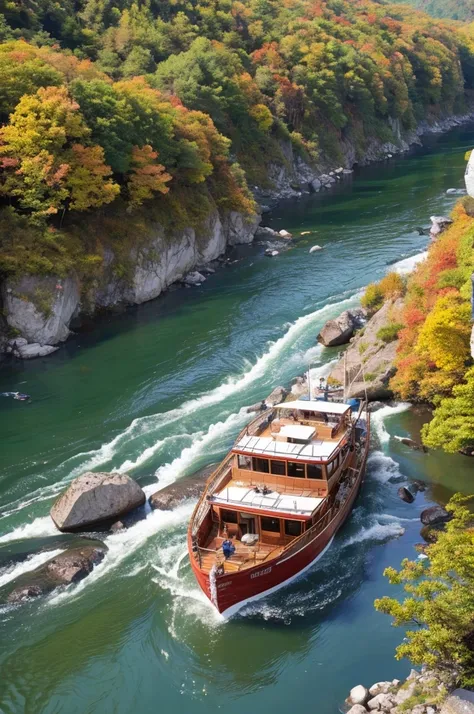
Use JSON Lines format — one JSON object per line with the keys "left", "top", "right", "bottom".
{"left": 1, "top": 127, "right": 474, "bottom": 714}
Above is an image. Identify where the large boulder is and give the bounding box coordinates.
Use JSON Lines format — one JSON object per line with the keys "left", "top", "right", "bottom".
{"left": 2, "top": 274, "right": 80, "bottom": 346}
{"left": 317, "top": 308, "right": 366, "bottom": 347}
{"left": 50, "top": 472, "right": 146, "bottom": 532}
{"left": 441, "top": 689, "right": 474, "bottom": 714}
{"left": 265, "top": 385, "right": 288, "bottom": 407}
{"left": 328, "top": 298, "right": 403, "bottom": 400}
{"left": 421, "top": 505, "right": 452, "bottom": 527}
{"left": 347, "top": 685, "right": 369, "bottom": 706}
{"left": 430, "top": 215, "right": 453, "bottom": 239}
{"left": 149, "top": 463, "right": 217, "bottom": 510}
{"left": 5, "top": 544, "right": 107, "bottom": 604}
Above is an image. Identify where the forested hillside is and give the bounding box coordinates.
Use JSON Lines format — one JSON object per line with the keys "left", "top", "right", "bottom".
{"left": 401, "top": 0, "right": 474, "bottom": 23}
{"left": 1, "top": 0, "right": 474, "bottom": 282}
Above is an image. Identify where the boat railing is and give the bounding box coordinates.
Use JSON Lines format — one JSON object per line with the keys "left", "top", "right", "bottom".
{"left": 191, "top": 456, "right": 234, "bottom": 536}
{"left": 235, "top": 408, "right": 273, "bottom": 442}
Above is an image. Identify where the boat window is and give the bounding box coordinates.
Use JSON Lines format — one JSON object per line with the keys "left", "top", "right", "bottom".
{"left": 221, "top": 509, "right": 238, "bottom": 523}
{"left": 287, "top": 461, "right": 305, "bottom": 478}
{"left": 261, "top": 516, "right": 280, "bottom": 533}
{"left": 307, "top": 463, "right": 323, "bottom": 479}
{"left": 327, "top": 453, "right": 340, "bottom": 477}
{"left": 270, "top": 459, "right": 286, "bottom": 475}
{"left": 238, "top": 454, "right": 252, "bottom": 470}
{"left": 252, "top": 457, "right": 270, "bottom": 473}
{"left": 284, "top": 520, "right": 302, "bottom": 536}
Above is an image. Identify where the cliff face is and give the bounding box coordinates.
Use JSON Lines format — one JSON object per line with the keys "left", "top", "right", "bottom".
{"left": 1, "top": 207, "right": 260, "bottom": 358}
{"left": 259, "top": 111, "right": 474, "bottom": 204}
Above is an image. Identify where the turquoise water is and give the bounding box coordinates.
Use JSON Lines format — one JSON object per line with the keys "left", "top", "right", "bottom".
{"left": 1, "top": 127, "right": 474, "bottom": 714}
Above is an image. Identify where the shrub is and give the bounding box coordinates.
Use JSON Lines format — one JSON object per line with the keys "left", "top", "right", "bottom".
{"left": 377, "top": 322, "right": 403, "bottom": 343}
{"left": 378, "top": 271, "right": 406, "bottom": 299}
{"left": 361, "top": 282, "right": 384, "bottom": 311}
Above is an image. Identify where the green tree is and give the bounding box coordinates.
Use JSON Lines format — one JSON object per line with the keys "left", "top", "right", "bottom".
{"left": 421, "top": 367, "right": 474, "bottom": 452}
{"left": 375, "top": 494, "right": 474, "bottom": 685}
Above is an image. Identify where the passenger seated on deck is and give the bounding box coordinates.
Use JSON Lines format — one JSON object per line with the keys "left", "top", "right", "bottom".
{"left": 222, "top": 539, "right": 235, "bottom": 559}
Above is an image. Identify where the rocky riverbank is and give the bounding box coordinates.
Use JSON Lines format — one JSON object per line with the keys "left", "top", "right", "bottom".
{"left": 256, "top": 110, "right": 474, "bottom": 205}
{"left": 345, "top": 669, "right": 474, "bottom": 714}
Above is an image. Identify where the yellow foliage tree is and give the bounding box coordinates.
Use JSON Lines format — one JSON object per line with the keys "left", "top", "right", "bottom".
{"left": 416, "top": 292, "right": 471, "bottom": 372}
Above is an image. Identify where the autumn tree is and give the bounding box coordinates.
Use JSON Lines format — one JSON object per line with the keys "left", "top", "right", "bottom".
{"left": 421, "top": 368, "right": 474, "bottom": 452}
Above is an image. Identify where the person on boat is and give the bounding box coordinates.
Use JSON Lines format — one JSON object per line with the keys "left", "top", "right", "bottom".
{"left": 222, "top": 539, "right": 235, "bottom": 559}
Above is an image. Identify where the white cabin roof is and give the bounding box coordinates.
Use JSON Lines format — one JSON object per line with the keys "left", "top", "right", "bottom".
{"left": 234, "top": 434, "right": 340, "bottom": 461}
{"left": 274, "top": 399, "right": 350, "bottom": 415}
{"left": 212, "top": 484, "right": 322, "bottom": 516}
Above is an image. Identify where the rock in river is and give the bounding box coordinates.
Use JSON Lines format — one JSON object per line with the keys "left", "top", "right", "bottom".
{"left": 149, "top": 464, "right": 217, "bottom": 510}
{"left": 398, "top": 486, "right": 415, "bottom": 504}
{"left": 5, "top": 544, "right": 107, "bottom": 604}
{"left": 317, "top": 308, "right": 366, "bottom": 347}
{"left": 50, "top": 472, "right": 146, "bottom": 532}
{"left": 420, "top": 505, "right": 452, "bottom": 526}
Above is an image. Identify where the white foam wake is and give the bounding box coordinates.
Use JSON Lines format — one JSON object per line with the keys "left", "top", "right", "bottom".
{"left": 367, "top": 450, "right": 404, "bottom": 483}
{"left": 151, "top": 410, "right": 249, "bottom": 490}
{"left": 392, "top": 251, "right": 427, "bottom": 275}
{"left": 343, "top": 518, "right": 405, "bottom": 547}
{"left": 0, "top": 548, "right": 64, "bottom": 588}
{"left": 47, "top": 502, "right": 195, "bottom": 606}
{"left": 0, "top": 516, "right": 58, "bottom": 544}
{"left": 371, "top": 402, "right": 411, "bottom": 444}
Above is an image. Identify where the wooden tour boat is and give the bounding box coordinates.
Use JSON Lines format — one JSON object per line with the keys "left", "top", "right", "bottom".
{"left": 187, "top": 396, "right": 370, "bottom": 618}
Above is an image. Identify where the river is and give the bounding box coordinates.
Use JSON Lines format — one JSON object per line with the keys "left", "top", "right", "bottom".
{"left": 1, "top": 126, "right": 474, "bottom": 714}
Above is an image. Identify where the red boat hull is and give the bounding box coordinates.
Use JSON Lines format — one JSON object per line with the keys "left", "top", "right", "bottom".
{"left": 188, "top": 460, "right": 365, "bottom": 617}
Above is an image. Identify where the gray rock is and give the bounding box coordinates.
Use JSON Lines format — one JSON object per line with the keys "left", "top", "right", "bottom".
{"left": 2, "top": 274, "right": 80, "bottom": 346}
{"left": 441, "top": 691, "right": 474, "bottom": 714}
{"left": 224, "top": 210, "right": 261, "bottom": 246}
{"left": 264, "top": 249, "right": 279, "bottom": 257}
{"left": 320, "top": 174, "right": 336, "bottom": 186}
{"left": 348, "top": 685, "right": 369, "bottom": 706}
{"left": 398, "top": 486, "right": 415, "bottom": 504}
{"left": 367, "top": 692, "right": 396, "bottom": 710}
{"left": 16, "top": 343, "right": 59, "bottom": 359}
{"left": 6, "top": 544, "right": 107, "bottom": 603}
{"left": 421, "top": 505, "right": 451, "bottom": 526}
{"left": 110, "top": 520, "right": 126, "bottom": 533}
{"left": 347, "top": 707, "right": 368, "bottom": 714}
{"left": 411, "top": 479, "right": 427, "bottom": 492}
{"left": 369, "top": 682, "right": 392, "bottom": 697}
{"left": 309, "top": 245, "right": 323, "bottom": 253}
{"left": 149, "top": 464, "right": 217, "bottom": 510}
{"left": 50, "top": 472, "right": 146, "bottom": 532}
{"left": 317, "top": 308, "right": 366, "bottom": 347}
{"left": 420, "top": 524, "right": 446, "bottom": 543}
{"left": 310, "top": 179, "right": 322, "bottom": 192}
{"left": 278, "top": 229, "right": 292, "bottom": 239}
{"left": 255, "top": 226, "right": 279, "bottom": 238}
{"left": 264, "top": 385, "right": 288, "bottom": 407}
{"left": 394, "top": 681, "right": 417, "bottom": 705}
{"left": 260, "top": 205, "right": 271, "bottom": 214}
{"left": 430, "top": 215, "right": 453, "bottom": 239}
{"left": 184, "top": 271, "right": 206, "bottom": 286}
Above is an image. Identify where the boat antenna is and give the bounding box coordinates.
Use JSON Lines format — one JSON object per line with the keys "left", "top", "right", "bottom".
{"left": 343, "top": 350, "right": 347, "bottom": 402}
{"left": 307, "top": 365, "right": 312, "bottom": 400}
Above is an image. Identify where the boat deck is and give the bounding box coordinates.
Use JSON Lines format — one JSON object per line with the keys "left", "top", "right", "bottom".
{"left": 199, "top": 534, "right": 283, "bottom": 574}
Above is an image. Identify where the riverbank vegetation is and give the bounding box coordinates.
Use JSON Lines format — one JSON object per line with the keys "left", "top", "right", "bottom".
{"left": 363, "top": 198, "right": 474, "bottom": 453}
{"left": 376, "top": 494, "right": 474, "bottom": 687}
{"left": 1, "top": 1, "right": 474, "bottom": 278}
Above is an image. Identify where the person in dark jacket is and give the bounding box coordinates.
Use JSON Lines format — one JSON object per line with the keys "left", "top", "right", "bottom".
{"left": 222, "top": 539, "right": 235, "bottom": 559}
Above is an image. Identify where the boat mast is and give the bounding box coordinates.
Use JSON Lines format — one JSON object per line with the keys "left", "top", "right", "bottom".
{"left": 343, "top": 350, "right": 347, "bottom": 402}
{"left": 307, "top": 366, "right": 312, "bottom": 400}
